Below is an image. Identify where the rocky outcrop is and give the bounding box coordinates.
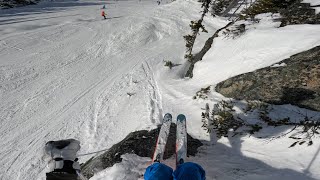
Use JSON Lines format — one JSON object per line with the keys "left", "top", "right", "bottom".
{"left": 216, "top": 46, "right": 320, "bottom": 111}
{"left": 81, "top": 123, "right": 203, "bottom": 179}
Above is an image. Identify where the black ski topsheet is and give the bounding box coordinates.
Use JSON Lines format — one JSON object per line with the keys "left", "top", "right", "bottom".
{"left": 176, "top": 114, "right": 187, "bottom": 167}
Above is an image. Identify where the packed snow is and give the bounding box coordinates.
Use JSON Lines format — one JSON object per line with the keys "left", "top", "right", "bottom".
{"left": 0, "top": 0, "right": 320, "bottom": 180}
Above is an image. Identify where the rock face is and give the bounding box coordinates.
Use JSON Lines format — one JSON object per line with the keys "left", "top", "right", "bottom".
{"left": 216, "top": 46, "right": 320, "bottom": 111}
{"left": 81, "top": 123, "right": 203, "bottom": 179}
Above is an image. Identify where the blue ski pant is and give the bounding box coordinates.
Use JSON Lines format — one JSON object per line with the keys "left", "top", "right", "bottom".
{"left": 144, "top": 162, "right": 205, "bottom": 180}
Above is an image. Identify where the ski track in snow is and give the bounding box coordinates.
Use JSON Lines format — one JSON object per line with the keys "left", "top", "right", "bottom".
{"left": 1, "top": 0, "right": 320, "bottom": 180}
{"left": 142, "top": 61, "right": 163, "bottom": 123}
{"left": 0, "top": 0, "right": 198, "bottom": 179}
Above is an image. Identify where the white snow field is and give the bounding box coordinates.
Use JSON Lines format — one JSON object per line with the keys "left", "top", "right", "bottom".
{"left": 1, "top": 0, "right": 320, "bottom": 180}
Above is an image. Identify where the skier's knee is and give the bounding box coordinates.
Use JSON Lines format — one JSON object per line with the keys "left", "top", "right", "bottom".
{"left": 173, "top": 162, "right": 206, "bottom": 180}
{"left": 144, "top": 163, "right": 173, "bottom": 180}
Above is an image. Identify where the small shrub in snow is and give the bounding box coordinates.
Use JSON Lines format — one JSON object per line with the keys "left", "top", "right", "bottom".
{"left": 164, "top": 60, "right": 173, "bottom": 69}
{"left": 288, "top": 117, "right": 320, "bottom": 148}
{"left": 247, "top": 124, "right": 263, "bottom": 134}
{"left": 201, "top": 99, "right": 320, "bottom": 146}
{"left": 242, "top": 0, "right": 277, "bottom": 18}
{"left": 241, "top": 0, "right": 296, "bottom": 19}
{"left": 222, "top": 24, "right": 246, "bottom": 39}
{"left": 163, "top": 60, "right": 180, "bottom": 69}
{"left": 202, "top": 100, "right": 243, "bottom": 137}
{"left": 210, "top": 0, "right": 231, "bottom": 16}
{"left": 245, "top": 100, "right": 268, "bottom": 113}
{"left": 193, "top": 86, "right": 211, "bottom": 99}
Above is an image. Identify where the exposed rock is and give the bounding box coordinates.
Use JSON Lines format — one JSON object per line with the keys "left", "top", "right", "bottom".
{"left": 81, "top": 123, "right": 203, "bottom": 179}
{"left": 216, "top": 46, "right": 320, "bottom": 111}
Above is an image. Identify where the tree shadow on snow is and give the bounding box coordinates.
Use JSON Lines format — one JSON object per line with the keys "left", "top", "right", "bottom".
{"left": 193, "top": 101, "right": 320, "bottom": 180}
{"left": 303, "top": 144, "right": 320, "bottom": 176}
{"left": 193, "top": 133, "right": 319, "bottom": 180}
{"left": 0, "top": 13, "right": 81, "bottom": 25}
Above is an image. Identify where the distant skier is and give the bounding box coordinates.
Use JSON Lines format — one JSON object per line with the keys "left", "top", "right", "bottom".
{"left": 101, "top": 10, "right": 106, "bottom": 19}
{"left": 44, "top": 139, "right": 83, "bottom": 180}
{"left": 102, "top": 5, "right": 106, "bottom": 9}
{"left": 144, "top": 162, "right": 206, "bottom": 180}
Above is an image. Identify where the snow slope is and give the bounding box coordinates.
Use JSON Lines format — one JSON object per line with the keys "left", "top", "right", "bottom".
{"left": 1, "top": 0, "right": 320, "bottom": 180}
{"left": 0, "top": 0, "right": 201, "bottom": 179}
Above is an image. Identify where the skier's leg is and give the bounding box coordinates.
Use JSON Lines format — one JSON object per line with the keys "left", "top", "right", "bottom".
{"left": 46, "top": 172, "right": 78, "bottom": 180}
{"left": 144, "top": 162, "right": 173, "bottom": 180}
{"left": 173, "top": 162, "right": 205, "bottom": 180}
{"left": 44, "top": 139, "right": 81, "bottom": 180}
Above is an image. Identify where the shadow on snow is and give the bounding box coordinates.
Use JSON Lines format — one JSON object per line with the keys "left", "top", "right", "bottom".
{"left": 0, "top": 0, "right": 113, "bottom": 18}
{"left": 193, "top": 128, "right": 320, "bottom": 180}
{"left": 194, "top": 101, "right": 320, "bottom": 179}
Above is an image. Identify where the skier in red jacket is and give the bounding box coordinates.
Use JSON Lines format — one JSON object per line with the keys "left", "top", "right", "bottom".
{"left": 101, "top": 10, "right": 106, "bottom": 19}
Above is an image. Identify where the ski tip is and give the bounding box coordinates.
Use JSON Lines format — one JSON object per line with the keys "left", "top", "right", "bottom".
{"left": 176, "top": 158, "right": 184, "bottom": 168}
{"left": 179, "top": 158, "right": 184, "bottom": 165}
{"left": 163, "top": 113, "right": 172, "bottom": 123}
{"left": 154, "top": 154, "right": 161, "bottom": 163}
{"left": 164, "top": 113, "right": 172, "bottom": 119}
{"left": 177, "top": 114, "right": 186, "bottom": 121}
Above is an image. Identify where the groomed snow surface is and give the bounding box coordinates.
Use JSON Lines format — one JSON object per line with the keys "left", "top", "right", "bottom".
{"left": 1, "top": 0, "right": 320, "bottom": 179}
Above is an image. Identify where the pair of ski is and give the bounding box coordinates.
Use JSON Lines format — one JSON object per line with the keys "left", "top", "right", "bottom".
{"left": 152, "top": 113, "right": 187, "bottom": 168}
